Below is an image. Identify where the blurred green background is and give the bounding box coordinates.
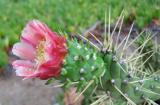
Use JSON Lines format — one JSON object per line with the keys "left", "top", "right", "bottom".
{"left": 0, "top": 0, "right": 160, "bottom": 68}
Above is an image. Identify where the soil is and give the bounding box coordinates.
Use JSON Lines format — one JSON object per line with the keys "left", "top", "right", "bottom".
{"left": 0, "top": 66, "right": 61, "bottom": 105}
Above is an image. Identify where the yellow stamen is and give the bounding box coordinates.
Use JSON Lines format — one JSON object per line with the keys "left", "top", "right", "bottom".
{"left": 36, "top": 41, "right": 45, "bottom": 63}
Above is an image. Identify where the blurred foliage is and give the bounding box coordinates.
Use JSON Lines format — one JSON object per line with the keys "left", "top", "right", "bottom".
{"left": 0, "top": 0, "right": 159, "bottom": 68}
{"left": 0, "top": 48, "right": 8, "bottom": 68}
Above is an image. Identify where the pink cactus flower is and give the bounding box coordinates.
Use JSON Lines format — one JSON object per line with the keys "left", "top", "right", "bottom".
{"left": 12, "top": 20, "right": 67, "bottom": 79}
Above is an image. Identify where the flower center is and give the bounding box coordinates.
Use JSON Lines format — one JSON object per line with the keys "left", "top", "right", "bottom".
{"left": 36, "top": 41, "right": 45, "bottom": 63}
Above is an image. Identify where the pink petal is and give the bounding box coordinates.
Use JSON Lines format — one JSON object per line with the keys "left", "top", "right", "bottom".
{"left": 30, "top": 20, "right": 59, "bottom": 43}
{"left": 12, "top": 42, "right": 35, "bottom": 60}
{"left": 15, "top": 68, "right": 39, "bottom": 80}
{"left": 15, "top": 67, "right": 35, "bottom": 77}
{"left": 12, "top": 60, "right": 35, "bottom": 69}
{"left": 21, "top": 20, "right": 44, "bottom": 46}
{"left": 12, "top": 60, "right": 39, "bottom": 79}
{"left": 13, "top": 61, "right": 38, "bottom": 78}
{"left": 31, "top": 20, "right": 53, "bottom": 38}
{"left": 37, "top": 66, "right": 61, "bottom": 79}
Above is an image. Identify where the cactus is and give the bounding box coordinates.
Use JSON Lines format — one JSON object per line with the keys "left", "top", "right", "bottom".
{"left": 53, "top": 34, "right": 160, "bottom": 105}
{"left": 48, "top": 14, "right": 160, "bottom": 105}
